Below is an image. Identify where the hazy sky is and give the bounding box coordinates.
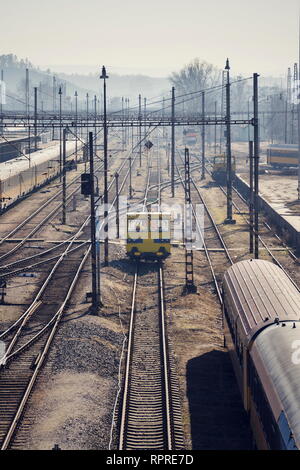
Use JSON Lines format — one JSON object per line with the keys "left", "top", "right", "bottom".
{"left": 1, "top": 0, "right": 299, "bottom": 77}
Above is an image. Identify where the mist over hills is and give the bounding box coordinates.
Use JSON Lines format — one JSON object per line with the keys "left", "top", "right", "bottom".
{"left": 0, "top": 54, "right": 170, "bottom": 112}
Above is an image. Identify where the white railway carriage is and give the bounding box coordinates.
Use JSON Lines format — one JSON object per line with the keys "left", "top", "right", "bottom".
{"left": 223, "top": 259, "right": 300, "bottom": 450}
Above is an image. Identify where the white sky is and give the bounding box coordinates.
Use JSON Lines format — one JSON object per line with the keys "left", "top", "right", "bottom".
{"left": 1, "top": 0, "right": 299, "bottom": 77}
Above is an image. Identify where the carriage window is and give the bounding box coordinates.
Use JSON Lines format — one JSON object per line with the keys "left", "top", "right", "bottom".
{"left": 150, "top": 218, "right": 169, "bottom": 235}
{"left": 128, "top": 218, "right": 148, "bottom": 235}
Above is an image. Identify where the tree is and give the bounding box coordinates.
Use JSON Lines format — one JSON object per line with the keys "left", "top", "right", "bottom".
{"left": 169, "top": 59, "right": 221, "bottom": 114}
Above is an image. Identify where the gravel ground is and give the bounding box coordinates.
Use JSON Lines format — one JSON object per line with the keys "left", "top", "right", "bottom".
{"left": 4, "top": 139, "right": 257, "bottom": 450}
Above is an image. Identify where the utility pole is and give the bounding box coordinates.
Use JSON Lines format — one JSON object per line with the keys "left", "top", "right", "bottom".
{"left": 0, "top": 70, "right": 3, "bottom": 137}
{"left": 129, "top": 151, "right": 133, "bottom": 199}
{"left": 184, "top": 147, "right": 196, "bottom": 294}
{"left": 59, "top": 86, "right": 62, "bottom": 179}
{"left": 214, "top": 101, "right": 217, "bottom": 156}
{"left": 94, "top": 95, "right": 97, "bottom": 156}
{"left": 75, "top": 91, "right": 78, "bottom": 162}
{"left": 249, "top": 141, "right": 254, "bottom": 253}
{"left": 298, "top": 24, "right": 300, "bottom": 200}
{"left": 144, "top": 97, "right": 147, "bottom": 140}
{"left": 201, "top": 91, "right": 205, "bottom": 180}
{"left": 89, "top": 132, "right": 100, "bottom": 312}
{"left": 62, "top": 128, "right": 67, "bottom": 225}
{"left": 224, "top": 59, "right": 235, "bottom": 225}
{"left": 162, "top": 96, "right": 166, "bottom": 140}
{"left": 220, "top": 70, "right": 226, "bottom": 153}
{"left": 100, "top": 66, "right": 109, "bottom": 266}
{"left": 138, "top": 94, "right": 142, "bottom": 167}
{"left": 25, "top": 68, "right": 29, "bottom": 116}
{"left": 115, "top": 172, "right": 120, "bottom": 239}
{"left": 122, "top": 97, "right": 125, "bottom": 151}
{"left": 34, "top": 87, "right": 38, "bottom": 152}
{"left": 171, "top": 87, "right": 175, "bottom": 197}
{"left": 253, "top": 73, "right": 260, "bottom": 258}
{"left": 53, "top": 76, "right": 56, "bottom": 113}
{"left": 86, "top": 92, "right": 89, "bottom": 154}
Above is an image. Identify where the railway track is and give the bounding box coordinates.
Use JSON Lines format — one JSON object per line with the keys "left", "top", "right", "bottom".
{"left": 205, "top": 159, "right": 298, "bottom": 261}
{"left": 201, "top": 160, "right": 300, "bottom": 290}
{"left": 119, "top": 263, "right": 183, "bottom": 450}
{"left": 0, "top": 128, "right": 161, "bottom": 449}
{"left": 0, "top": 240, "right": 90, "bottom": 449}
{"left": 119, "top": 136, "right": 183, "bottom": 450}
{"left": 175, "top": 155, "right": 233, "bottom": 304}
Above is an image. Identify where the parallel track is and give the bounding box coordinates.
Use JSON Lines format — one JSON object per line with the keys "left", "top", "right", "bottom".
{"left": 119, "top": 263, "right": 183, "bottom": 450}
{"left": 0, "top": 138, "right": 142, "bottom": 449}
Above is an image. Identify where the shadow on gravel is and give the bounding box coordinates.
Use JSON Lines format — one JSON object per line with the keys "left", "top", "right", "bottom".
{"left": 106, "top": 258, "right": 160, "bottom": 276}
{"left": 186, "top": 349, "right": 252, "bottom": 450}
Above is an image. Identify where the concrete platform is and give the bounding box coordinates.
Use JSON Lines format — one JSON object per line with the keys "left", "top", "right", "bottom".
{"left": 235, "top": 173, "right": 300, "bottom": 250}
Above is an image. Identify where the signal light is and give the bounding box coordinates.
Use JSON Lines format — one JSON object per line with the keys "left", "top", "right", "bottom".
{"left": 81, "top": 173, "right": 92, "bottom": 195}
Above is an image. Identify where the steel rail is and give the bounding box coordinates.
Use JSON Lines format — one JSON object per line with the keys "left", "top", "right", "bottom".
{"left": 0, "top": 247, "right": 90, "bottom": 450}
{"left": 202, "top": 162, "right": 300, "bottom": 291}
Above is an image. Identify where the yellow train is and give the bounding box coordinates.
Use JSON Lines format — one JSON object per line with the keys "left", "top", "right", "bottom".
{"left": 267, "top": 144, "right": 299, "bottom": 167}
{"left": 126, "top": 212, "right": 171, "bottom": 260}
{"left": 211, "top": 154, "right": 236, "bottom": 184}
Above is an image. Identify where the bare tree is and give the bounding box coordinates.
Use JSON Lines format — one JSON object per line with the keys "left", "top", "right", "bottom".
{"left": 169, "top": 59, "right": 221, "bottom": 114}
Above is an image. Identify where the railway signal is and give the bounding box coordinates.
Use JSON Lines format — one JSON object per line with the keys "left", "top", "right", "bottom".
{"left": 183, "top": 147, "right": 197, "bottom": 294}
{"left": 145, "top": 140, "right": 153, "bottom": 149}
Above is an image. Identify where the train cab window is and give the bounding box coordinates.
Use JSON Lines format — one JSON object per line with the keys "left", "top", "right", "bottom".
{"left": 150, "top": 218, "right": 169, "bottom": 236}
{"left": 128, "top": 218, "right": 148, "bottom": 238}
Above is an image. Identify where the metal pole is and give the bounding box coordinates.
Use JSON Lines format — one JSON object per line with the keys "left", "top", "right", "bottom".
{"left": 0, "top": 70, "right": 3, "bottom": 137}
{"left": 201, "top": 91, "right": 205, "bottom": 180}
{"left": 214, "top": 101, "right": 217, "bottom": 156}
{"left": 253, "top": 73, "right": 260, "bottom": 258}
{"left": 248, "top": 99, "right": 251, "bottom": 142}
{"left": 86, "top": 92, "right": 89, "bottom": 157}
{"left": 224, "top": 59, "right": 235, "bottom": 225}
{"left": 184, "top": 147, "right": 196, "bottom": 294}
{"left": 171, "top": 87, "right": 175, "bottom": 197}
{"left": 144, "top": 97, "right": 147, "bottom": 140}
{"left": 122, "top": 97, "right": 125, "bottom": 151}
{"left": 53, "top": 76, "right": 56, "bottom": 113}
{"left": 298, "top": 25, "right": 300, "bottom": 198}
{"left": 89, "top": 131, "right": 99, "bottom": 312}
{"left": 129, "top": 151, "right": 133, "bottom": 199}
{"left": 75, "top": 91, "right": 78, "bottom": 162}
{"left": 101, "top": 66, "right": 109, "bottom": 266}
{"left": 62, "top": 128, "right": 67, "bottom": 224}
{"left": 34, "top": 87, "right": 38, "bottom": 152}
{"left": 25, "top": 68, "right": 29, "bottom": 115}
{"left": 115, "top": 172, "right": 120, "bottom": 239}
{"left": 59, "top": 86, "right": 62, "bottom": 180}
{"left": 249, "top": 141, "right": 254, "bottom": 253}
{"left": 138, "top": 94, "right": 142, "bottom": 167}
{"left": 94, "top": 95, "right": 97, "bottom": 156}
{"left": 0, "top": 179, "right": 2, "bottom": 212}
{"left": 162, "top": 96, "right": 166, "bottom": 140}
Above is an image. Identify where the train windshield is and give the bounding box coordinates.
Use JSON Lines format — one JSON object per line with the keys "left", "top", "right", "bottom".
{"left": 127, "top": 217, "right": 148, "bottom": 237}
{"left": 150, "top": 219, "right": 169, "bottom": 235}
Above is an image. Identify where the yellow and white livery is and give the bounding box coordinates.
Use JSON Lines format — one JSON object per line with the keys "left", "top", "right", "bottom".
{"left": 126, "top": 212, "right": 171, "bottom": 260}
